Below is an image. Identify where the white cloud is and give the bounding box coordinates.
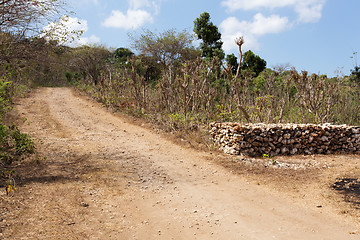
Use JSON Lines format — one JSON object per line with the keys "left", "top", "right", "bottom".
{"left": 251, "top": 13, "right": 291, "bottom": 35}
{"left": 78, "top": 35, "right": 101, "bottom": 46}
{"left": 102, "top": 0, "right": 161, "bottom": 30}
{"left": 220, "top": 13, "right": 291, "bottom": 52}
{"left": 221, "top": 0, "right": 326, "bottom": 23}
{"left": 220, "top": 0, "right": 326, "bottom": 52}
{"left": 295, "top": 0, "right": 325, "bottom": 23}
{"left": 102, "top": 9, "right": 153, "bottom": 29}
{"left": 42, "top": 16, "right": 100, "bottom": 47}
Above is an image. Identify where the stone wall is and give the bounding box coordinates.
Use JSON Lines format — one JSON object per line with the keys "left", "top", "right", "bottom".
{"left": 209, "top": 122, "right": 360, "bottom": 156}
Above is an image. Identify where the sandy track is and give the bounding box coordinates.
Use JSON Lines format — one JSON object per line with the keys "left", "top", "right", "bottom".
{"left": 1, "top": 87, "right": 359, "bottom": 239}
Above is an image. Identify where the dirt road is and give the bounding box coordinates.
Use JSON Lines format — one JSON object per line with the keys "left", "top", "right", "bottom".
{"left": 1, "top": 87, "right": 359, "bottom": 239}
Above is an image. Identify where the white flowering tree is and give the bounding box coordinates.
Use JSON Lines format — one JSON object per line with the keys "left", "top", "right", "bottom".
{"left": 41, "top": 15, "right": 86, "bottom": 46}
{"left": 0, "top": 0, "right": 65, "bottom": 35}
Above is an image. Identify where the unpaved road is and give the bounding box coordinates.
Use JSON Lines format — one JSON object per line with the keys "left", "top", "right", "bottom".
{"left": 1, "top": 87, "right": 359, "bottom": 239}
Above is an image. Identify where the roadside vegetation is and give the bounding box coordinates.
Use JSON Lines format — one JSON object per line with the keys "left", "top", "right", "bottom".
{"left": 0, "top": 0, "right": 69, "bottom": 190}
{"left": 68, "top": 13, "right": 360, "bottom": 130}
{"left": 1, "top": 2, "right": 360, "bottom": 191}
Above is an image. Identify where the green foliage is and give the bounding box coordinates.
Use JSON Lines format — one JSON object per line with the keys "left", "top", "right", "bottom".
{"left": 0, "top": 77, "right": 35, "bottom": 188}
{"left": 135, "top": 55, "right": 162, "bottom": 83}
{"left": 350, "top": 66, "right": 360, "bottom": 84}
{"left": 0, "top": 0, "right": 76, "bottom": 191}
{"left": 249, "top": 95, "right": 274, "bottom": 122}
{"left": 10, "top": 125, "right": 35, "bottom": 155}
{"left": 130, "top": 28, "right": 198, "bottom": 69}
{"left": 0, "top": 124, "right": 9, "bottom": 149}
{"left": 65, "top": 71, "right": 73, "bottom": 82}
{"left": 241, "top": 50, "right": 267, "bottom": 77}
{"left": 65, "top": 29, "right": 360, "bottom": 140}
{"left": 169, "top": 113, "right": 186, "bottom": 130}
{"left": 350, "top": 51, "right": 360, "bottom": 84}
{"left": 70, "top": 45, "right": 111, "bottom": 85}
{"left": 225, "top": 54, "right": 238, "bottom": 75}
{"left": 65, "top": 71, "right": 82, "bottom": 85}
{"left": 113, "top": 47, "right": 134, "bottom": 66}
{"left": 0, "top": 79, "right": 13, "bottom": 118}
{"left": 215, "top": 104, "right": 237, "bottom": 122}
{"left": 251, "top": 74, "right": 266, "bottom": 92}
{"left": 193, "top": 12, "right": 224, "bottom": 60}
{"left": 0, "top": 124, "right": 35, "bottom": 164}
{"left": 262, "top": 153, "right": 273, "bottom": 158}
{"left": 2, "top": 126, "right": 32, "bottom": 165}
{"left": 76, "top": 48, "right": 360, "bottom": 130}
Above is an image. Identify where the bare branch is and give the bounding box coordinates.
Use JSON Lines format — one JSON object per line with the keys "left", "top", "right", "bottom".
{"left": 0, "top": 0, "right": 65, "bottom": 36}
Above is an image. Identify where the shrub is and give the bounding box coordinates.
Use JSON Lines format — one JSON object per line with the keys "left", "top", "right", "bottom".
{"left": 0, "top": 78, "right": 35, "bottom": 192}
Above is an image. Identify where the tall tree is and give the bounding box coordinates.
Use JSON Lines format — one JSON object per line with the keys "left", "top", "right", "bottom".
{"left": 241, "top": 50, "right": 267, "bottom": 77}
{"left": 0, "top": 0, "right": 65, "bottom": 36}
{"left": 0, "top": 0, "right": 66, "bottom": 64}
{"left": 111, "top": 47, "right": 134, "bottom": 68}
{"left": 130, "top": 28, "right": 198, "bottom": 70}
{"left": 114, "top": 48, "right": 134, "bottom": 63}
{"left": 70, "top": 45, "right": 111, "bottom": 86}
{"left": 193, "top": 12, "right": 224, "bottom": 60}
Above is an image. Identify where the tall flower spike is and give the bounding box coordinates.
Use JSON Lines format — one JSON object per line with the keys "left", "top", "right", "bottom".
{"left": 234, "top": 36, "right": 245, "bottom": 78}
{"left": 235, "top": 36, "right": 244, "bottom": 47}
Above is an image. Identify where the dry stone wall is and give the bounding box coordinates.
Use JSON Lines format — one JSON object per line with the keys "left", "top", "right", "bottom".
{"left": 209, "top": 122, "right": 360, "bottom": 156}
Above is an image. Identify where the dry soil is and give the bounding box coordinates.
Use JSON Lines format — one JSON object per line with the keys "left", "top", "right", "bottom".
{"left": 1, "top": 87, "right": 360, "bottom": 239}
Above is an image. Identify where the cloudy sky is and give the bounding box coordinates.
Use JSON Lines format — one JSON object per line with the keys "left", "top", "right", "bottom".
{"left": 55, "top": 0, "right": 360, "bottom": 77}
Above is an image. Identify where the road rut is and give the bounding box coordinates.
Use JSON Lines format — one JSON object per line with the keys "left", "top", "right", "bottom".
{"left": 2, "top": 87, "right": 359, "bottom": 239}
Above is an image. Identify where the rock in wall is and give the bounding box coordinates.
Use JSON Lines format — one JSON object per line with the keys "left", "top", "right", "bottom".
{"left": 209, "top": 122, "right": 360, "bottom": 156}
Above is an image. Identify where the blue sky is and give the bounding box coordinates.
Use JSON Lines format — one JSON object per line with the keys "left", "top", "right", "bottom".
{"left": 52, "top": 0, "right": 360, "bottom": 77}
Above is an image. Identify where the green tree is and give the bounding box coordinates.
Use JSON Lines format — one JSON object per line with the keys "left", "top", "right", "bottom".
{"left": 113, "top": 47, "right": 134, "bottom": 64}
{"left": 350, "top": 66, "right": 360, "bottom": 84}
{"left": 241, "top": 50, "right": 267, "bottom": 77}
{"left": 350, "top": 51, "right": 360, "bottom": 84}
{"left": 70, "top": 45, "right": 111, "bottom": 85}
{"left": 193, "top": 12, "right": 224, "bottom": 60}
{"left": 130, "top": 28, "right": 198, "bottom": 70}
{"left": 225, "top": 53, "right": 238, "bottom": 75}
{"left": 135, "top": 55, "right": 162, "bottom": 83}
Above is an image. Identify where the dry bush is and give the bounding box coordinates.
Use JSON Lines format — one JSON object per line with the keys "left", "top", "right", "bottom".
{"left": 75, "top": 40, "right": 360, "bottom": 149}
